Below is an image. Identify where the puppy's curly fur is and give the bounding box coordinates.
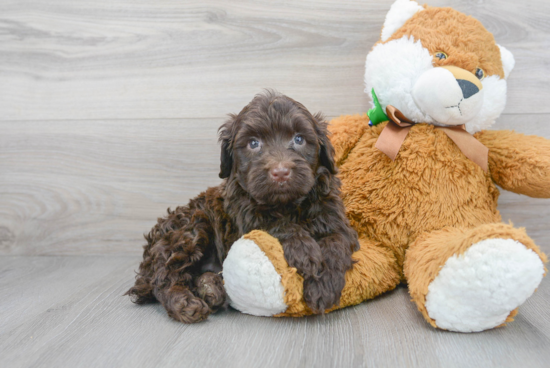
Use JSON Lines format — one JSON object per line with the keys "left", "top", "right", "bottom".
{"left": 126, "top": 91, "right": 359, "bottom": 323}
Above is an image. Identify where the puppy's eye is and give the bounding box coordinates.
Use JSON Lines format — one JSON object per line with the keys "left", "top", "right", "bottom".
{"left": 248, "top": 139, "right": 260, "bottom": 150}
{"left": 475, "top": 68, "right": 485, "bottom": 80}
{"left": 294, "top": 135, "right": 304, "bottom": 145}
{"left": 435, "top": 51, "right": 448, "bottom": 60}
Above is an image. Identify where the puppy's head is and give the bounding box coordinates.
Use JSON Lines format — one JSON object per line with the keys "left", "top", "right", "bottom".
{"left": 219, "top": 90, "right": 336, "bottom": 205}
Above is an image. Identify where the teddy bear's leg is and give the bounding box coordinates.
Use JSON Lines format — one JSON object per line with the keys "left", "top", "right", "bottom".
{"left": 404, "top": 223, "right": 547, "bottom": 332}
{"left": 223, "top": 230, "right": 401, "bottom": 317}
{"left": 334, "top": 236, "right": 401, "bottom": 312}
{"left": 223, "top": 230, "right": 305, "bottom": 317}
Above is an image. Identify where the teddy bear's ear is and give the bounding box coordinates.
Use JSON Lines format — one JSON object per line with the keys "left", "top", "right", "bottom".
{"left": 381, "top": 0, "right": 424, "bottom": 41}
{"left": 498, "top": 45, "right": 515, "bottom": 79}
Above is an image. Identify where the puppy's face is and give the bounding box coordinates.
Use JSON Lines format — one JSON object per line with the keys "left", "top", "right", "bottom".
{"left": 219, "top": 92, "right": 336, "bottom": 205}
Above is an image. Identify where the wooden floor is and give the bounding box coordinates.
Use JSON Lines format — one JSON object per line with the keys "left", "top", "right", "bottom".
{"left": 1, "top": 256, "right": 550, "bottom": 368}
{"left": 1, "top": 0, "right": 550, "bottom": 367}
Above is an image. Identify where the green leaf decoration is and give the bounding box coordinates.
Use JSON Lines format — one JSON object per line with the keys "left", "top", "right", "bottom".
{"left": 367, "top": 89, "right": 389, "bottom": 126}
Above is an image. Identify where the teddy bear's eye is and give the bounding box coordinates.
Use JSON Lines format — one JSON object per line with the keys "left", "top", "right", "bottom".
{"left": 435, "top": 51, "right": 448, "bottom": 60}
{"left": 475, "top": 68, "right": 485, "bottom": 80}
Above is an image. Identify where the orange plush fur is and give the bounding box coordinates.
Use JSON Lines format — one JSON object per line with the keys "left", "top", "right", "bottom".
{"left": 387, "top": 7, "right": 505, "bottom": 79}
{"left": 326, "top": 4, "right": 549, "bottom": 327}
{"left": 326, "top": 5, "right": 548, "bottom": 326}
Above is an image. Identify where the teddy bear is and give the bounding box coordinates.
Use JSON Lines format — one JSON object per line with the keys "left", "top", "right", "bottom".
{"left": 221, "top": 0, "right": 550, "bottom": 332}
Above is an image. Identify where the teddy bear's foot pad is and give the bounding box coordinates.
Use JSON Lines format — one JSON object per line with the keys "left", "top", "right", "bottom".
{"left": 223, "top": 237, "right": 287, "bottom": 316}
{"left": 425, "top": 238, "right": 544, "bottom": 332}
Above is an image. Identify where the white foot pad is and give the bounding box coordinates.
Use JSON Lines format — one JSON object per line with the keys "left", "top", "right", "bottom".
{"left": 425, "top": 238, "right": 545, "bottom": 332}
{"left": 223, "top": 237, "right": 287, "bottom": 316}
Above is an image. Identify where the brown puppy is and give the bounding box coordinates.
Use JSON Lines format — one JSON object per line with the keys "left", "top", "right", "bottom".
{"left": 126, "top": 91, "right": 359, "bottom": 323}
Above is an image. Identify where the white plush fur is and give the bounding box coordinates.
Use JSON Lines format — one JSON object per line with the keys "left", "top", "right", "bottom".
{"left": 412, "top": 67, "right": 484, "bottom": 125}
{"left": 366, "top": 36, "right": 435, "bottom": 123}
{"left": 498, "top": 44, "right": 515, "bottom": 79}
{"left": 222, "top": 237, "right": 287, "bottom": 316}
{"left": 381, "top": 0, "right": 424, "bottom": 41}
{"left": 464, "top": 75, "right": 507, "bottom": 133}
{"left": 365, "top": 36, "right": 509, "bottom": 133}
{"left": 425, "top": 238, "right": 545, "bottom": 333}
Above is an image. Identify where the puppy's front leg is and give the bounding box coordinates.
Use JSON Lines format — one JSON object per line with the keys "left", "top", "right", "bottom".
{"left": 272, "top": 225, "right": 328, "bottom": 312}
{"left": 307, "top": 233, "right": 356, "bottom": 312}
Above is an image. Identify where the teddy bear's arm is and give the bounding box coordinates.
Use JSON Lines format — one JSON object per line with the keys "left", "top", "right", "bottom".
{"left": 328, "top": 114, "right": 372, "bottom": 166}
{"left": 475, "top": 130, "right": 550, "bottom": 198}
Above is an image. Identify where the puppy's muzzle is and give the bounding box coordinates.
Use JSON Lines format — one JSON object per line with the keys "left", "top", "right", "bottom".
{"left": 269, "top": 163, "right": 291, "bottom": 183}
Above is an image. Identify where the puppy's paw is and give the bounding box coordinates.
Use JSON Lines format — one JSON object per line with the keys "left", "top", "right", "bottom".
{"left": 167, "top": 289, "right": 211, "bottom": 323}
{"left": 303, "top": 270, "right": 345, "bottom": 313}
{"left": 282, "top": 234, "right": 324, "bottom": 279}
{"left": 195, "top": 272, "right": 227, "bottom": 312}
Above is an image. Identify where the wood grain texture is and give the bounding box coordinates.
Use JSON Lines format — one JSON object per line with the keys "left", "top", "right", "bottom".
{"left": 0, "top": 256, "right": 549, "bottom": 368}
{"left": 1, "top": 114, "right": 549, "bottom": 255}
{"left": 0, "top": 0, "right": 549, "bottom": 120}
{"left": 0, "top": 118, "right": 222, "bottom": 255}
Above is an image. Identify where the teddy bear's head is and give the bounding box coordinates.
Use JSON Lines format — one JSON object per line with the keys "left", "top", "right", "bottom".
{"left": 365, "top": 0, "right": 515, "bottom": 133}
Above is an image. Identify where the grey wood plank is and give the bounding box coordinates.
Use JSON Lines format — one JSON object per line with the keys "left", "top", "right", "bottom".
{"left": 0, "top": 119, "right": 223, "bottom": 255}
{"left": 0, "top": 256, "right": 549, "bottom": 368}
{"left": 0, "top": 0, "right": 549, "bottom": 120}
{"left": 0, "top": 256, "right": 139, "bottom": 334}
{"left": 1, "top": 114, "right": 549, "bottom": 255}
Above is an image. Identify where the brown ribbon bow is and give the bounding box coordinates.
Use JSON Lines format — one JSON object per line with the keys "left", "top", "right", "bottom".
{"left": 374, "top": 105, "right": 489, "bottom": 172}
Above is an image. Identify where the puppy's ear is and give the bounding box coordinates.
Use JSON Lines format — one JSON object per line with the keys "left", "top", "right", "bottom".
{"left": 218, "top": 114, "right": 237, "bottom": 179}
{"left": 314, "top": 113, "right": 337, "bottom": 175}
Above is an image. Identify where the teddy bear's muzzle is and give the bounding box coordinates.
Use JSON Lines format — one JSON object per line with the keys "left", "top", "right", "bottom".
{"left": 412, "top": 66, "right": 484, "bottom": 126}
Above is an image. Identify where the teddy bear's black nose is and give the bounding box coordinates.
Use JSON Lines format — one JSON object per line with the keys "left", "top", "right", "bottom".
{"left": 457, "top": 79, "right": 480, "bottom": 99}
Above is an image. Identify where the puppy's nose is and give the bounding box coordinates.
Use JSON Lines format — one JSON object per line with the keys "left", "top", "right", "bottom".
{"left": 269, "top": 165, "right": 291, "bottom": 183}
